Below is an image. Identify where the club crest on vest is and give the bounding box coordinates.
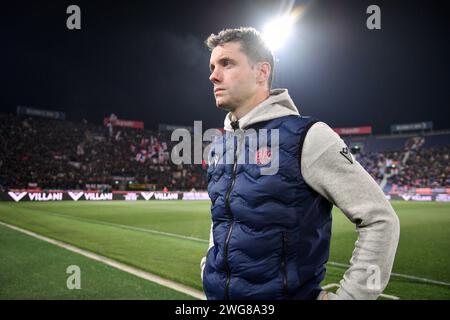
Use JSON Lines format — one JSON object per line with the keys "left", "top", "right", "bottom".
{"left": 255, "top": 147, "right": 272, "bottom": 166}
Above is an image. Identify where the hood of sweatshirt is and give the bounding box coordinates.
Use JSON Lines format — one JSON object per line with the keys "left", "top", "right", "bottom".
{"left": 223, "top": 88, "right": 300, "bottom": 132}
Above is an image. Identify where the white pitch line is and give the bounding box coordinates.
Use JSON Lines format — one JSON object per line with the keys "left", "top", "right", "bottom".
{"left": 328, "top": 261, "right": 450, "bottom": 287}
{"left": 32, "top": 209, "right": 209, "bottom": 244}
{"left": 0, "top": 221, "right": 206, "bottom": 300}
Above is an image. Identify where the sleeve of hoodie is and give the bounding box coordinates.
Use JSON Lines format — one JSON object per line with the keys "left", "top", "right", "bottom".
{"left": 301, "top": 122, "right": 400, "bottom": 300}
{"left": 200, "top": 223, "right": 214, "bottom": 281}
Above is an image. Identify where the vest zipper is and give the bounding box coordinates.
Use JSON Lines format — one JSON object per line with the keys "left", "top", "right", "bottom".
{"left": 223, "top": 125, "right": 239, "bottom": 299}
{"left": 281, "top": 232, "right": 288, "bottom": 296}
{"left": 223, "top": 220, "right": 234, "bottom": 299}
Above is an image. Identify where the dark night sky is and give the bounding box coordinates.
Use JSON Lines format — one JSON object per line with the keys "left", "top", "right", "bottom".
{"left": 1, "top": 0, "right": 449, "bottom": 134}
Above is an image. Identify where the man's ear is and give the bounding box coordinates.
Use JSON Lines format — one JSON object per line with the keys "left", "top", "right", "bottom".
{"left": 256, "top": 62, "right": 271, "bottom": 86}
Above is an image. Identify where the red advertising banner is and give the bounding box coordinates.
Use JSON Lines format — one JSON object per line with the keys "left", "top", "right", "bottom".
{"left": 416, "top": 188, "right": 433, "bottom": 195}
{"left": 333, "top": 126, "right": 372, "bottom": 136}
{"left": 104, "top": 117, "right": 144, "bottom": 129}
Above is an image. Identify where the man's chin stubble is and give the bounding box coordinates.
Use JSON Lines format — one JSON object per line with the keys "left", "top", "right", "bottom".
{"left": 216, "top": 102, "right": 235, "bottom": 112}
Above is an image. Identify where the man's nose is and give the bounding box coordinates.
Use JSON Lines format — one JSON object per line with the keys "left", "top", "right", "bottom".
{"left": 209, "top": 69, "right": 221, "bottom": 83}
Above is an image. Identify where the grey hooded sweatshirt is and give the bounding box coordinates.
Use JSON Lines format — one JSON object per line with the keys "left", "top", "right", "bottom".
{"left": 201, "top": 89, "right": 400, "bottom": 300}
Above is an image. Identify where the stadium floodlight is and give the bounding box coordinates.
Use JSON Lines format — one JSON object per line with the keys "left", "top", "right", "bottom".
{"left": 262, "top": 14, "right": 296, "bottom": 51}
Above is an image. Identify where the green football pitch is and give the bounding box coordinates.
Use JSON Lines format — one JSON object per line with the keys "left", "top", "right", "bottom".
{"left": 0, "top": 200, "right": 449, "bottom": 299}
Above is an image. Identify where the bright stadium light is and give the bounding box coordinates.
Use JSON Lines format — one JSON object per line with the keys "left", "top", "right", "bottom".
{"left": 262, "top": 14, "right": 296, "bottom": 51}
{"left": 262, "top": 4, "right": 307, "bottom": 52}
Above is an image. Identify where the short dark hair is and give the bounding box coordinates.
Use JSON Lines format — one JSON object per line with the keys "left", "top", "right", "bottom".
{"left": 205, "top": 27, "right": 274, "bottom": 89}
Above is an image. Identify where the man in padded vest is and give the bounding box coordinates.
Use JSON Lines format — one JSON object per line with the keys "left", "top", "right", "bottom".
{"left": 200, "top": 27, "right": 400, "bottom": 300}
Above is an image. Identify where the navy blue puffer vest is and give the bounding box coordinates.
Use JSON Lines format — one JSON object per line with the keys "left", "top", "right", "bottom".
{"left": 203, "top": 115, "right": 333, "bottom": 300}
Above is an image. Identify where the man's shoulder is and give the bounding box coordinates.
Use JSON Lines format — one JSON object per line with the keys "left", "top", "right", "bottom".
{"left": 301, "top": 121, "right": 347, "bottom": 168}
{"left": 305, "top": 121, "right": 341, "bottom": 144}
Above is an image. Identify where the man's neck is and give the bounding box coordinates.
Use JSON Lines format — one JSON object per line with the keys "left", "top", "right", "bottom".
{"left": 231, "top": 90, "right": 270, "bottom": 120}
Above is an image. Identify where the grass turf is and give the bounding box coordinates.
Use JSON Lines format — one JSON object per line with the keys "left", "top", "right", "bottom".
{"left": 0, "top": 223, "right": 194, "bottom": 299}
{"left": 0, "top": 200, "right": 449, "bottom": 299}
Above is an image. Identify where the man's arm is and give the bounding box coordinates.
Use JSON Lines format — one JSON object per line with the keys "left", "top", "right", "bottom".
{"left": 301, "top": 122, "right": 400, "bottom": 300}
{"left": 200, "top": 223, "right": 214, "bottom": 280}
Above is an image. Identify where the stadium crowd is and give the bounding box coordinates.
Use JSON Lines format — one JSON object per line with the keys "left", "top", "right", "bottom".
{"left": 356, "top": 147, "right": 449, "bottom": 192}
{"left": 0, "top": 113, "right": 207, "bottom": 191}
{"left": 0, "top": 112, "right": 448, "bottom": 192}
